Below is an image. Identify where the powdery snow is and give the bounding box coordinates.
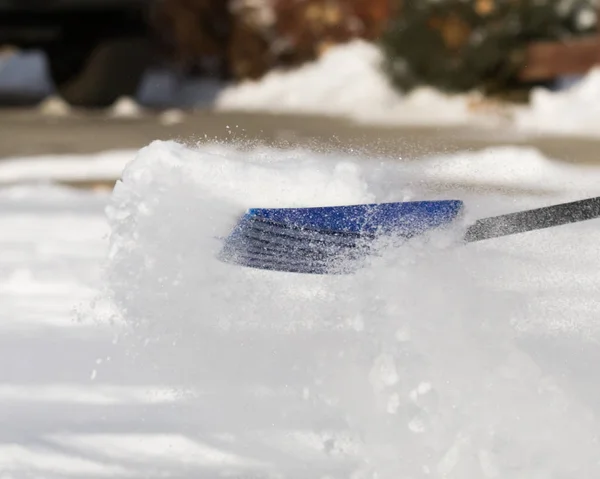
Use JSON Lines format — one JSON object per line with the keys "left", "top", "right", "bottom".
{"left": 4, "top": 142, "right": 600, "bottom": 478}
{"left": 0, "top": 182, "right": 250, "bottom": 478}
{"left": 105, "top": 141, "right": 600, "bottom": 478}
{"left": 215, "top": 40, "right": 492, "bottom": 127}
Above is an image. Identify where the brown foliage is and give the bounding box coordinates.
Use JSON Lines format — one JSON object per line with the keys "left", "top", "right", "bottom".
{"left": 228, "top": 14, "right": 273, "bottom": 80}
{"left": 428, "top": 12, "right": 473, "bottom": 52}
{"left": 273, "top": 0, "right": 391, "bottom": 66}
{"left": 150, "top": 0, "right": 232, "bottom": 75}
{"left": 151, "top": 0, "right": 393, "bottom": 81}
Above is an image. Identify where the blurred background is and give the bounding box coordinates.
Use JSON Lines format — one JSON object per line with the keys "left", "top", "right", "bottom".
{"left": 1, "top": 0, "right": 600, "bottom": 186}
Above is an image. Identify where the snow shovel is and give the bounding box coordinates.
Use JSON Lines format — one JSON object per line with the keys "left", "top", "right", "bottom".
{"left": 218, "top": 195, "right": 600, "bottom": 275}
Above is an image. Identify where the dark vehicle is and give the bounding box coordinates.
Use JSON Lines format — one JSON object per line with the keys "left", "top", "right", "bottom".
{"left": 0, "top": 0, "right": 158, "bottom": 107}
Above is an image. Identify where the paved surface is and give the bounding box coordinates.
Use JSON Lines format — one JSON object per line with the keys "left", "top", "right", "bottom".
{"left": 1, "top": 107, "right": 599, "bottom": 164}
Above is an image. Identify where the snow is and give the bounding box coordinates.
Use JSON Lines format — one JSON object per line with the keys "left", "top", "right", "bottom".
{"left": 109, "top": 96, "right": 145, "bottom": 119}
{"left": 514, "top": 67, "right": 600, "bottom": 137}
{"left": 5, "top": 140, "right": 600, "bottom": 477}
{"left": 419, "top": 145, "right": 600, "bottom": 195}
{"left": 0, "top": 42, "right": 495, "bottom": 128}
{"left": 38, "top": 95, "right": 72, "bottom": 117}
{"left": 212, "top": 41, "right": 600, "bottom": 136}
{"left": 5, "top": 41, "right": 600, "bottom": 137}
{"left": 215, "top": 40, "right": 489, "bottom": 127}
{"left": 209, "top": 42, "right": 600, "bottom": 136}
{"left": 0, "top": 150, "right": 136, "bottom": 184}
{"left": 159, "top": 108, "right": 186, "bottom": 125}
{"left": 212, "top": 40, "right": 600, "bottom": 136}
{"left": 0, "top": 182, "right": 256, "bottom": 478}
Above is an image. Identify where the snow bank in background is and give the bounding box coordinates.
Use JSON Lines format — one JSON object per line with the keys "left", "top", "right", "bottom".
{"left": 109, "top": 96, "right": 144, "bottom": 118}
{"left": 99, "top": 139, "right": 600, "bottom": 479}
{"left": 216, "top": 40, "right": 486, "bottom": 126}
{"left": 38, "top": 95, "right": 72, "bottom": 117}
{"left": 215, "top": 40, "right": 397, "bottom": 116}
{"left": 0, "top": 44, "right": 491, "bottom": 128}
{"left": 515, "top": 67, "right": 600, "bottom": 137}
{"left": 5, "top": 42, "right": 600, "bottom": 135}
{"left": 0, "top": 150, "right": 136, "bottom": 184}
{"left": 5, "top": 42, "right": 600, "bottom": 136}
{"left": 159, "top": 108, "right": 186, "bottom": 125}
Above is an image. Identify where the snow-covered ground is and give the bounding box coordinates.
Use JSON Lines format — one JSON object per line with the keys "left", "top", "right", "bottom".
{"left": 0, "top": 150, "right": 135, "bottom": 185}
{"left": 3, "top": 41, "right": 600, "bottom": 136}
{"left": 3, "top": 140, "right": 600, "bottom": 478}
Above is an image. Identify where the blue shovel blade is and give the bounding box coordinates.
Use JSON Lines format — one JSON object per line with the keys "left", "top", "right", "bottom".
{"left": 219, "top": 200, "right": 464, "bottom": 274}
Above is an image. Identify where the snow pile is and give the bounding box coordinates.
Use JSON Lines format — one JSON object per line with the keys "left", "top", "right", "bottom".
{"left": 514, "top": 67, "right": 600, "bottom": 137}
{"left": 159, "top": 108, "right": 186, "bottom": 125}
{"left": 212, "top": 40, "right": 600, "bottom": 132}
{"left": 38, "top": 95, "right": 72, "bottom": 117}
{"left": 99, "top": 140, "right": 600, "bottom": 479}
{"left": 216, "top": 40, "right": 488, "bottom": 126}
{"left": 109, "top": 96, "right": 144, "bottom": 118}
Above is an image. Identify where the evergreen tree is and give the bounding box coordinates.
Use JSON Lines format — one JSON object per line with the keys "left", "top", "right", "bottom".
{"left": 380, "top": 0, "right": 597, "bottom": 94}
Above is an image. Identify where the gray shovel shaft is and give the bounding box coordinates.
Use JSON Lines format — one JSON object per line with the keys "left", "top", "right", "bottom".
{"left": 464, "top": 196, "right": 600, "bottom": 243}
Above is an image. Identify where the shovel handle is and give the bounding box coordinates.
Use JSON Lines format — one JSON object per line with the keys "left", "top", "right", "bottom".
{"left": 464, "top": 196, "right": 600, "bottom": 243}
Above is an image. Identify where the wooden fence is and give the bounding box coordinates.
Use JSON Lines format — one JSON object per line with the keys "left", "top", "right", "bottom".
{"left": 520, "top": 34, "right": 600, "bottom": 82}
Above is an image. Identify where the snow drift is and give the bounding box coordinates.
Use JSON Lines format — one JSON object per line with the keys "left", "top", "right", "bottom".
{"left": 99, "top": 140, "right": 600, "bottom": 478}
{"left": 514, "top": 67, "right": 600, "bottom": 137}
{"left": 215, "top": 40, "right": 492, "bottom": 127}
{"left": 215, "top": 41, "right": 600, "bottom": 135}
